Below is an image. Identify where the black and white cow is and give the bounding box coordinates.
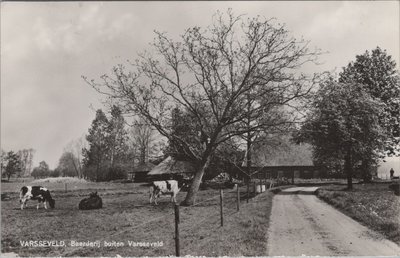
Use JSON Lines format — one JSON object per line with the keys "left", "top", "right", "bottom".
{"left": 149, "top": 180, "right": 187, "bottom": 205}
{"left": 19, "top": 186, "right": 55, "bottom": 210}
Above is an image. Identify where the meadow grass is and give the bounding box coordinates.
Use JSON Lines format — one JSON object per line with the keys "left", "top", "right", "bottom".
{"left": 1, "top": 180, "right": 275, "bottom": 257}
{"left": 316, "top": 183, "right": 400, "bottom": 244}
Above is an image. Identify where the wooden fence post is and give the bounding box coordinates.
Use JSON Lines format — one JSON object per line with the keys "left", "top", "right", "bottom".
{"left": 174, "top": 204, "right": 180, "bottom": 257}
{"left": 220, "top": 189, "right": 224, "bottom": 227}
{"left": 292, "top": 170, "right": 295, "bottom": 185}
{"left": 65, "top": 183, "right": 67, "bottom": 193}
{"left": 247, "top": 181, "right": 250, "bottom": 203}
{"left": 236, "top": 184, "right": 240, "bottom": 211}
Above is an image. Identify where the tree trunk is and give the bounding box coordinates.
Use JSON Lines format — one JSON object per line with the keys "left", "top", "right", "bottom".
{"left": 78, "top": 161, "right": 82, "bottom": 179}
{"left": 345, "top": 145, "right": 353, "bottom": 190}
{"left": 361, "top": 159, "right": 372, "bottom": 183}
{"left": 96, "top": 160, "right": 100, "bottom": 182}
{"left": 181, "top": 155, "right": 212, "bottom": 206}
{"left": 246, "top": 136, "right": 252, "bottom": 183}
{"left": 71, "top": 158, "right": 80, "bottom": 178}
{"left": 245, "top": 95, "right": 252, "bottom": 184}
{"left": 110, "top": 148, "right": 115, "bottom": 169}
{"left": 140, "top": 146, "right": 146, "bottom": 164}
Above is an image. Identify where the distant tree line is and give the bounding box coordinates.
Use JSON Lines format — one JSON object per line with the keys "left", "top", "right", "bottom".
{"left": 76, "top": 105, "right": 162, "bottom": 181}
{"left": 1, "top": 149, "right": 35, "bottom": 181}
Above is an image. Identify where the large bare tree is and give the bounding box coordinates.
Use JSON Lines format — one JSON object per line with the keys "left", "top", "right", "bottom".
{"left": 86, "top": 10, "right": 322, "bottom": 205}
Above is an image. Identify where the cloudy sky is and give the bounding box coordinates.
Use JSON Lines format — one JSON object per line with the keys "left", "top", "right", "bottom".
{"left": 1, "top": 1, "right": 399, "bottom": 170}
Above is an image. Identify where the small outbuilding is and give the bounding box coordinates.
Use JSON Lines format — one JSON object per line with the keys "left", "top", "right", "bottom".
{"left": 128, "top": 162, "right": 156, "bottom": 182}
{"left": 147, "top": 156, "right": 196, "bottom": 181}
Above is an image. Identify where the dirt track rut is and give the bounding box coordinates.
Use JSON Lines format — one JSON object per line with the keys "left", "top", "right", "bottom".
{"left": 267, "top": 187, "right": 400, "bottom": 256}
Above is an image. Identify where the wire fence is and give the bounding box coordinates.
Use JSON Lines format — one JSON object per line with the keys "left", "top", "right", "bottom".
{"left": 6, "top": 181, "right": 274, "bottom": 257}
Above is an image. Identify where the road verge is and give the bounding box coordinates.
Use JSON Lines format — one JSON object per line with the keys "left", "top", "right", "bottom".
{"left": 316, "top": 184, "right": 400, "bottom": 245}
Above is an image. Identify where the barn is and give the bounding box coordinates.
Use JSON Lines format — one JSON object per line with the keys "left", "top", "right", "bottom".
{"left": 147, "top": 156, "right": 196, "bottom": 181}
{"left": 128, "top": 162, "right": 156, "bottom": 182}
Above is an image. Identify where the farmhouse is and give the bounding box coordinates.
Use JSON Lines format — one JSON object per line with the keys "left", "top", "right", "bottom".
{"left": 233, "top": 140, "right": 324, "bottom": 181}
{"left": 146, "top": 140, "right": 324, "bottom": 183}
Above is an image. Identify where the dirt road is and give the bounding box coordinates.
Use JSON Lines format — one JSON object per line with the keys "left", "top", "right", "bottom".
{"left": 267, "top": 187, "right": 400, "bottom": 256}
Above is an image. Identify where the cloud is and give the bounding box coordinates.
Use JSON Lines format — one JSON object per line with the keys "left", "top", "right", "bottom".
{"left": 104, "top": 13, "right": 137, "bottom": 41}
{"left": 79, "top": 3, "right": 102, "bottom": 25}
{"left": 300, "top": 1, "right": 399, "bottom": 72}
{"left": 29, "top": 3, "right": 133, "bottom": 55}
{"left": 34, "top": 18, "right": 57, "bottom": 51}
{"left": 306, "top": 2, "right": 368, "bottom": 38}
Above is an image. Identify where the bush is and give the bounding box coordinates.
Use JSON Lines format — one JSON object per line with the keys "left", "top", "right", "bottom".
{"left": 82, "top": 165, "right": 97, "bottom": 181}
{"left": 31, "top": 168, "right": 50, "bottom": 179}
{"left": 82, "top": 165, "right": 127, "bottom": 182}
{"left": 105, "top": 166, "right": 127, "bottom": 181}
{"left": 49, "top": 170, "right": 60, "bottom": 178}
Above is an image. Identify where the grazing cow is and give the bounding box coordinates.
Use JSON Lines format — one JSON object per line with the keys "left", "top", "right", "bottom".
{"left": 149, "top": 180, "right": 187, "bottom": 205}
{"left": 79, "top": 192, "right": 103, "bottom": 210}
{"left": 19, "top": 186, "right": 55, "bottom": 210}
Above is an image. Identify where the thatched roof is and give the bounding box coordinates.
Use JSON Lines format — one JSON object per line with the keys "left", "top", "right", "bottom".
{"left": 148, "top": 156, "right": 196, "bottom": 175}
{"left": 130, "top": 162, "right": 156, "bottom": 173}
{"left": 251, "top": 135, "right": 314, "bottom": 166}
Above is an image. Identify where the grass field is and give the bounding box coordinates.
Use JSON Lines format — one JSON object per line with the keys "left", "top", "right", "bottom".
{"left": 316, "top": 182, "right": 400, "bottom": 245}
{"left": 1, "top": 178, "right": 274, "bottom": 257}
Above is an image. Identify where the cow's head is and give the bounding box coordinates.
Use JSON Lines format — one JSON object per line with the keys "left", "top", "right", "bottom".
{"left": 49, "top": 198, "right": 55, "bottom": 209}
{"left": 89, "top": 191, "right": 98, "bottom": 198}
{"left": 179, "top": 179, "right": 190, "bottom": 190}
{"left": 19, "top": 186, "right": 28, "bottom": 204}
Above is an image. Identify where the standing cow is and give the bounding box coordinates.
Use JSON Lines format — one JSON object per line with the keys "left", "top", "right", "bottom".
{"left": 149, "top": 180, "right": 187, "bottom": 205}
{"left": 19, "top": 186, "right": 55, "bottom": 210}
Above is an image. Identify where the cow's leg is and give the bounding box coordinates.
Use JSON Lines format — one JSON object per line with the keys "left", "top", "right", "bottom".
{"left": 37, "top": 200, "right": 41, "bottom": 210}
{"left": 44, "top": 200, "right": 48, "bottom": 210}
{"left": 154, "top": 192, "right": 160, "bottom": 205}
{"left": 172, "top": 193, "right": 176, "bottom": 203}
{"left": 154, "top": 190, "right": 161, "bottom": 205}
{"left": 149, "top": 188, "right": 154, "bottom": 204}
{"left": 20, "top": 200, "right": 25, "bottom": 210}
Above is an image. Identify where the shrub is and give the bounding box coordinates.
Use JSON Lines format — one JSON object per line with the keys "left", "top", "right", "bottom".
{"left": 105, "top": 166, "right": 127, "bottom": 181}
{"left": 49, "top": 170, "right": 60, "bottom": 177}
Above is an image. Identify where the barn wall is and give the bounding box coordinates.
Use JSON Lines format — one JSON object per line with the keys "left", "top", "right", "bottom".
{"left": 234, "top": 166, "right": 325, "bottom": 179}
